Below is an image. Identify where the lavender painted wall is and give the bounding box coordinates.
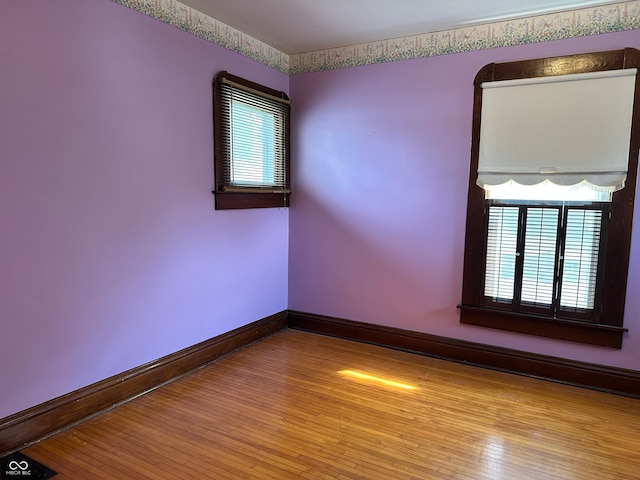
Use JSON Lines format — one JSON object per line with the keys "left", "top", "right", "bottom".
{"left": 289, "top": 30, "right": 640, "bottom": 371}
{"left": 0, "top": 0, "right": 289, "bottom": 419}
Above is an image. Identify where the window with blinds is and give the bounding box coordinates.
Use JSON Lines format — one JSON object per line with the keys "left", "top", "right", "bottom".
{"left": 460, "top": 49, "right": 638, "bottom": 348}
{"left": 484, "top": 203, "right": 605, "bottom": 319}
{"left": 213, "top": 71, "right": 290, "bottom": 210}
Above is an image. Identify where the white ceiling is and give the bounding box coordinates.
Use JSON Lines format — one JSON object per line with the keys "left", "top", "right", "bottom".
{"left": 180, "top": 0, "right": 622, "bottom": 54}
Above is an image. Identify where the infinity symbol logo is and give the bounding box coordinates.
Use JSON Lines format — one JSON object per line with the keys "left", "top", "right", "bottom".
{"left": 8, "top": 460, "right": 29, "bottom": 470}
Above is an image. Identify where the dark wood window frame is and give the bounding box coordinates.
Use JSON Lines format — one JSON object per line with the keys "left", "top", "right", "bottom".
{"left": 459, "top": 48, "right": 640, "bottom": 349}
{"left": 213, "top": 71, "right": 291, "bottom": 210}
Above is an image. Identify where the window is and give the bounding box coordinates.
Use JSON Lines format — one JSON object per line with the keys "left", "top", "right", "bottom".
{"left": 484, "top": 201, "right": 608, "bottom": 319}
{"left": 213, "top": 71, "right": 290, "bottom": 209}
{"left": 459, "top": 48, "right": 640, "bottom": 348}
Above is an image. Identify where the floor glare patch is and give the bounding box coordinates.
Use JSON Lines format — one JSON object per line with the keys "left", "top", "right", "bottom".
{"left": 1, "top": 451, "right": 57, "bottom": 479}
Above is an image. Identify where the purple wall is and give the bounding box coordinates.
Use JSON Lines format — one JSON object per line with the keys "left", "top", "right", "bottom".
{"left": 2, "top": 0, "right": 639, "bottom": 423}
{"left": 289, "top": 30, "right": 640, "bottom": 371}
{"left": 0, "top": 0, "right": 289, "bottom": 419}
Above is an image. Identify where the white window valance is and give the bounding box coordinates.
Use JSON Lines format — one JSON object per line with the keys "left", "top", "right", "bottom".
{"left": 477, "top": 68, "right": 637, "bottom": 193}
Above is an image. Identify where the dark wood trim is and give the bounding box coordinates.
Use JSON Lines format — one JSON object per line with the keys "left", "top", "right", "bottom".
{"left": 287, "top": 310, "right": 640, "bottom": 398}
{"left": 212, "top": 71, "right": 291, "bottom": 210}
{"left": 215, "top": 71, "right": 290, "bottom": 102}
{"left": 214, "top": 190, "right": 290, "bottom": 210}
{"left": 459, "top": 305, "right": 626, "bottom": 348}
{"left": 0, "top": 311, "right": 287, "bottom": 457}
{"left": 488, "top": 48, "right": 630, "bottom": 82}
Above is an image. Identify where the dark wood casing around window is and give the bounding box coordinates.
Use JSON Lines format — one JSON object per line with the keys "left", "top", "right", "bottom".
{"left": 459, "top": 48, "right": 640, "bottom": 348}
{"left": 212, "top": 71, "right": 291, "bottom": 210}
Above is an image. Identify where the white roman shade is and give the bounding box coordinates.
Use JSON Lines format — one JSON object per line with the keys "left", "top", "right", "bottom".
{"left": 477, "top": 68, "right": 637, "bottom": 193}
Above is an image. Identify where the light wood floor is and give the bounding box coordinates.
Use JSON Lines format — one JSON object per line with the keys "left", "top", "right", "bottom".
{"left": 23, "top": 329, "right": 640, "bottom": 479}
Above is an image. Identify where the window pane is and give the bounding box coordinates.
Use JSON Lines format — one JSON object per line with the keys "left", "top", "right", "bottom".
{"left": 230, "top": 100, "right": 276, "bottom": 186}
{"left": 521, "top": 208, "right": 559, "bottom": 306}
{"left": 485, "top": 207, "right": 519, "bottom": 301}
{"left": 560, "top": 210, "right": 602, "bottom": 309}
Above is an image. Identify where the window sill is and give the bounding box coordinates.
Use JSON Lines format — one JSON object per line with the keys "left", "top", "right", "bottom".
{"left": 458, "top": 304, "right": 626, "bottom": 348}
{"left": 213, "top": 191, "right": 290, "bottom": 210}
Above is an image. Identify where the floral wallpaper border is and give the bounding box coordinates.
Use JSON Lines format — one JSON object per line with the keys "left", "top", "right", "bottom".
{"left": 112, "top": 0, "right": 640, "bottom": 75}
{"left": 291, "top": 1, "right": 640, "bottom": 74}
{"left": 111, "top": 0, "right": 290, "bottom": 72}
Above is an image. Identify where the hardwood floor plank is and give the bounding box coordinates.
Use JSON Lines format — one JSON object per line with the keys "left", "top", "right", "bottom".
{"left": 23, "top": 329, "right": 640, "bottom": 479}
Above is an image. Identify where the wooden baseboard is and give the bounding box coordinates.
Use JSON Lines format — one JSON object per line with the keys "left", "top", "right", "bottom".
{"left": 287, "top": 310, "right": 640, "bottom": 398}
{"left": 4, "top": 308, "right": 636, "bottom": 456}
{"left": 0, "top": 311, "right": 287, "bottom": 457}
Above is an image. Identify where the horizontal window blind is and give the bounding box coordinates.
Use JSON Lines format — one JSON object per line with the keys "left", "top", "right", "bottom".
{"left": 219, "top": 81, "right": 289, "bottom": 191}
{"left": 485, "top": 206, "right": 518, "bottom": 302}
{"left": 560, "top": 209, "right": 602, "bottom": 310}
{"left": 521, "top": 208, "right": 559, "bottom": 306}
{"left": 484, "top": 204, "right": 604, "bottom": 316}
